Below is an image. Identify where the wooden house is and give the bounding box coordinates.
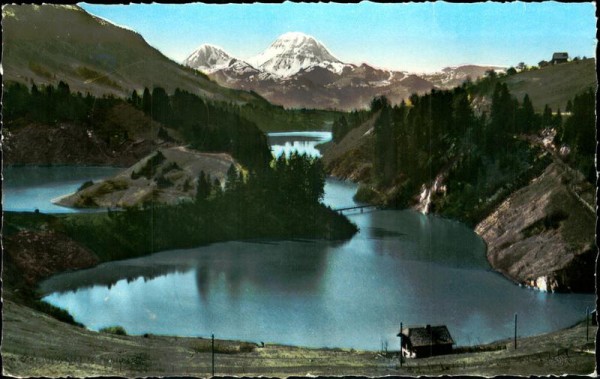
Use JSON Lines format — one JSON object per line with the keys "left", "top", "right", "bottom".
{"left": 551, "top": 52, "right": 569, "bottom": 64}
{"left": 397, "top": 324, "right": 454, "bottom": 358}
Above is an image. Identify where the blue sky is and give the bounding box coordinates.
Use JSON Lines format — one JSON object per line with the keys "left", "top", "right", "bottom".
{"left": 79, "top": 1, "right": 596, "bottom": 73}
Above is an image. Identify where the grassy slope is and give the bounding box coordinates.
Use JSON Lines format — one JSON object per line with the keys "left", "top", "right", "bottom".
{"left": 2, "top": 297, "right": 596, "bottom": 377}
{"left": 500, "top": 59, "right": 596, "bottom": 112}
{"left": 1, "top": 5, "right": 263, "bottom": 105}
{"left": 323, "top": 58, "right": 597, "bottom": 206}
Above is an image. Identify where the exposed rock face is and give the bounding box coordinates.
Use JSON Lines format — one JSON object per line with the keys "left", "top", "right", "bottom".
{"left": 57, "top": 147, "right": 239, "bottom": 209}
{"left": 475, "top": 162, "right": 596, "bottom": 292}
{"left": 247, "top": 32, "right": 345, "bottom": 77}
{"left": 183, "top": 44, "right": 238, "bottom": 74}
{"left": 3, "top": 230, "right": 100, "bottom": 285}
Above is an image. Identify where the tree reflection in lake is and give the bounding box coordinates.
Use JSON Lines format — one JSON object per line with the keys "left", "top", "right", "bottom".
{"left": 41, "top": 239, "right": 334, "bottom": 301}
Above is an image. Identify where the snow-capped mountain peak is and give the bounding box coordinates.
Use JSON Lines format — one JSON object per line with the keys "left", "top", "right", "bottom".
{"left": 183, "top": 44, "right": 235, "bottom": 74}
{"left": 247, "top": 32, "right": 344, "bottom": 77}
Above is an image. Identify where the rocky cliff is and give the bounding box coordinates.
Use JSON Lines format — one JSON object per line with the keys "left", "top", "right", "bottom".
{"left": 3, "top": 230, "right": 100, "bottom": 286}
{"left": 322, "top": 112, "right": 596, "bottom": 293}
{"left": 475, "top": 162, "right": 596, "bottom": 292}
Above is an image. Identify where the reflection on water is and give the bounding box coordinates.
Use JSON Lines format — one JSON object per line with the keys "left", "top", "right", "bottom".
{"left": 40, "top": 203, "right": 594, "bottom": 350}
{"left": 21, "top": 132, "right": 596, "bottom": 350}
{"left": 41, "top": 240, "right": 331, "bottom": 298}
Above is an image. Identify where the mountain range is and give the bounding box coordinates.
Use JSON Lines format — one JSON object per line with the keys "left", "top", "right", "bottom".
{"left": 3, "top": 4, "right": 503, "bottom": 112}
{"left": 183, "top": 32, "right": 505, "bottom": 110}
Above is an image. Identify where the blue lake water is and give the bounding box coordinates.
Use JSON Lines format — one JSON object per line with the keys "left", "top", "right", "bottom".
{"left": 269, "top": 131, "right": 331, "bottom": 158}
{"left": 4, "top": 133, "right": 594, "bottom": 350}
{"left": 2, "top": 166, "right": 122, "bottom": 213}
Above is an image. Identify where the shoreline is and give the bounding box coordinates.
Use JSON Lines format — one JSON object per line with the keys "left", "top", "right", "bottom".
{"left": 2, "top": 296, "right": 595, "bottom": 377}
{"left": 3, "top": 165, "right": 595, "bottom": 376}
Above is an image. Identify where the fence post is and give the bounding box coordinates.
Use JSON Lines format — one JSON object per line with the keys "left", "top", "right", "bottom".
{"left": 514, "top": 313, "right": 518, "bottom": 350}
{"left": 586, "top": 307, "right": 589, "bottom": 341}
{"left": 399, "top": 322, "right": 403, "bottom": 367}
{"left": 211, "top": 334, "right": 215, "bottom": 377}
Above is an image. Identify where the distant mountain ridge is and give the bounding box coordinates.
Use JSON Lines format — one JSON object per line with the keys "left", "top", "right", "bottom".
{"left": 247, "top": 32, "right": 348, "bottom": 77}
{"left": 184, "top": 32, "right": 505, "bottom": 110}
{"left": 183, "top": 44, "right": 238, "bottom": 74}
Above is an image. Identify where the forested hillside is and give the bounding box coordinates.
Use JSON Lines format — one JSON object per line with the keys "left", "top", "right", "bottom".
{"left": 324, "top": 68, "right": 596, "bottom": 225}
{"left": 321, "top": 65, "right": 596, "bottom": 292}
{"left": 2, "top": 81, "right": 271, "bottom": 171}
{"left": 38, "top": 153, "right": 356, "bottom": 261}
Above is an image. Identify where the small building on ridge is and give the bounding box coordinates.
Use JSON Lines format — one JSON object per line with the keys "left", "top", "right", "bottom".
{"left": 551, "top": 52, "right": 569, "bottom": 64}
{"left": 397, "top": 324, "right": 454, "bottom": 358}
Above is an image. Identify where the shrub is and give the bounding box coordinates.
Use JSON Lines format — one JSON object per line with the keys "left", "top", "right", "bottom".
{"left": 239, "top": 342, "right": 256, "bottom": 353}
{"left": 76, "top": 66, "right": 122, "bottom": 90}
{"left": 29, "top": 61, "right": 53, "bottom": 79}
{"left": 94, "top": 179, "right": 129, "bottom": 195}
{"left": 353, "top": 184, "right": 379, "bottom": 203}
{"left": 131, "top": 151, "right": 166, "bottom": 180}
{"left": 191, "top": 341, "right": 256, "bottom": 354}
{"left": 161, "top": 161, "right": 181, "bottom": 174}
{"left": 155, "top": 175, "right": 173, "bottom": 188}
{"left": 74, "top": 194, "right": 98, "bottom": 208}
{"left": 100, "top": 325, "right": 127, "bottom": 335}
{"left": 34, "top": 301, "right": 84, "bottom": 327}
{"left": 77, "top": 180, "right": 94, "bottom": 192}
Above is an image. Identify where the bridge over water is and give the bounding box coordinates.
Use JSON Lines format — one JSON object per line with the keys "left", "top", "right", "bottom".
{"left": 332, "top": 204, "right": 380, "bottom": 214}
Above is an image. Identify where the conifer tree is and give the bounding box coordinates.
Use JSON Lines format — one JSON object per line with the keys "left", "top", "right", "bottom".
{"left": 142, "top": 87, "right": 152, "bottom": 115}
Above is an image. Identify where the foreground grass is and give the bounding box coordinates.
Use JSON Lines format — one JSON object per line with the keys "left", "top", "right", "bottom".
{"left": 2, "top": 297, "right": 596, "bottom": 377}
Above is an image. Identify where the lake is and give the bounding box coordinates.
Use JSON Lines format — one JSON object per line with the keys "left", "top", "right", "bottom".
{"left": 5, "top": 132, "right": 594, "bottom": 350}
{"left": 3, "top": 166, "right": 122, "bottom": 213}
{"left": 269, "top": 131, "right": 331, "bottom": 158}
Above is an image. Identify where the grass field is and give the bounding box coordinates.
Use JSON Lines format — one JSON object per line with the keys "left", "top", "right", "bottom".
{"left": 2, "top": 296, "right": 596, "bottom": 377}
{"left": 501, "top": 58, "right": 596, "bottom": 112}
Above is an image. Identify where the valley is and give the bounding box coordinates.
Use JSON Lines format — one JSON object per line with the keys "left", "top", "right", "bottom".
{"left": 1, "top": 3, "right": 597, "bottom": 378}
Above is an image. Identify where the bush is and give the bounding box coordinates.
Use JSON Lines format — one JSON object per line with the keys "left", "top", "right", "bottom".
{"left": 353, "top": 184, "right": 379, "bottom": 204}
{"left": 100, "top": 325, "right": 127, "bottom": 335}
{"left": 94, "top": 179, "right": 129, "bottom": 195}
{"left": 161, "top": 161, "right": 181, "bottom": 174}
{"left": 34, "top": 301, "right": 83, "bottom": 327}
{"left": 76, "top": 66, "right": 122, "bottom": 89}
{"left": 192, "top": 341, "right": 256, "bottom": 354}
{"left": 77, "top": 180, "right": 94, "bottom": 192}
{"left": 29, "top": 61, "right": 53, "bottom": 79}
{"left": 155, "top": 175, "right": 173, "bottom": 188}
{"left": 131, "top": 151, "right": 166, "bottom": 180}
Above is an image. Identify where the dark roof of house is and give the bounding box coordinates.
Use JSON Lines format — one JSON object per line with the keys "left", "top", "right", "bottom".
{"left": 397, "top": 325, "right": 454, "bottom": 347}
{"left": 552, "top": 52, "right": 569, "bottom": 60}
